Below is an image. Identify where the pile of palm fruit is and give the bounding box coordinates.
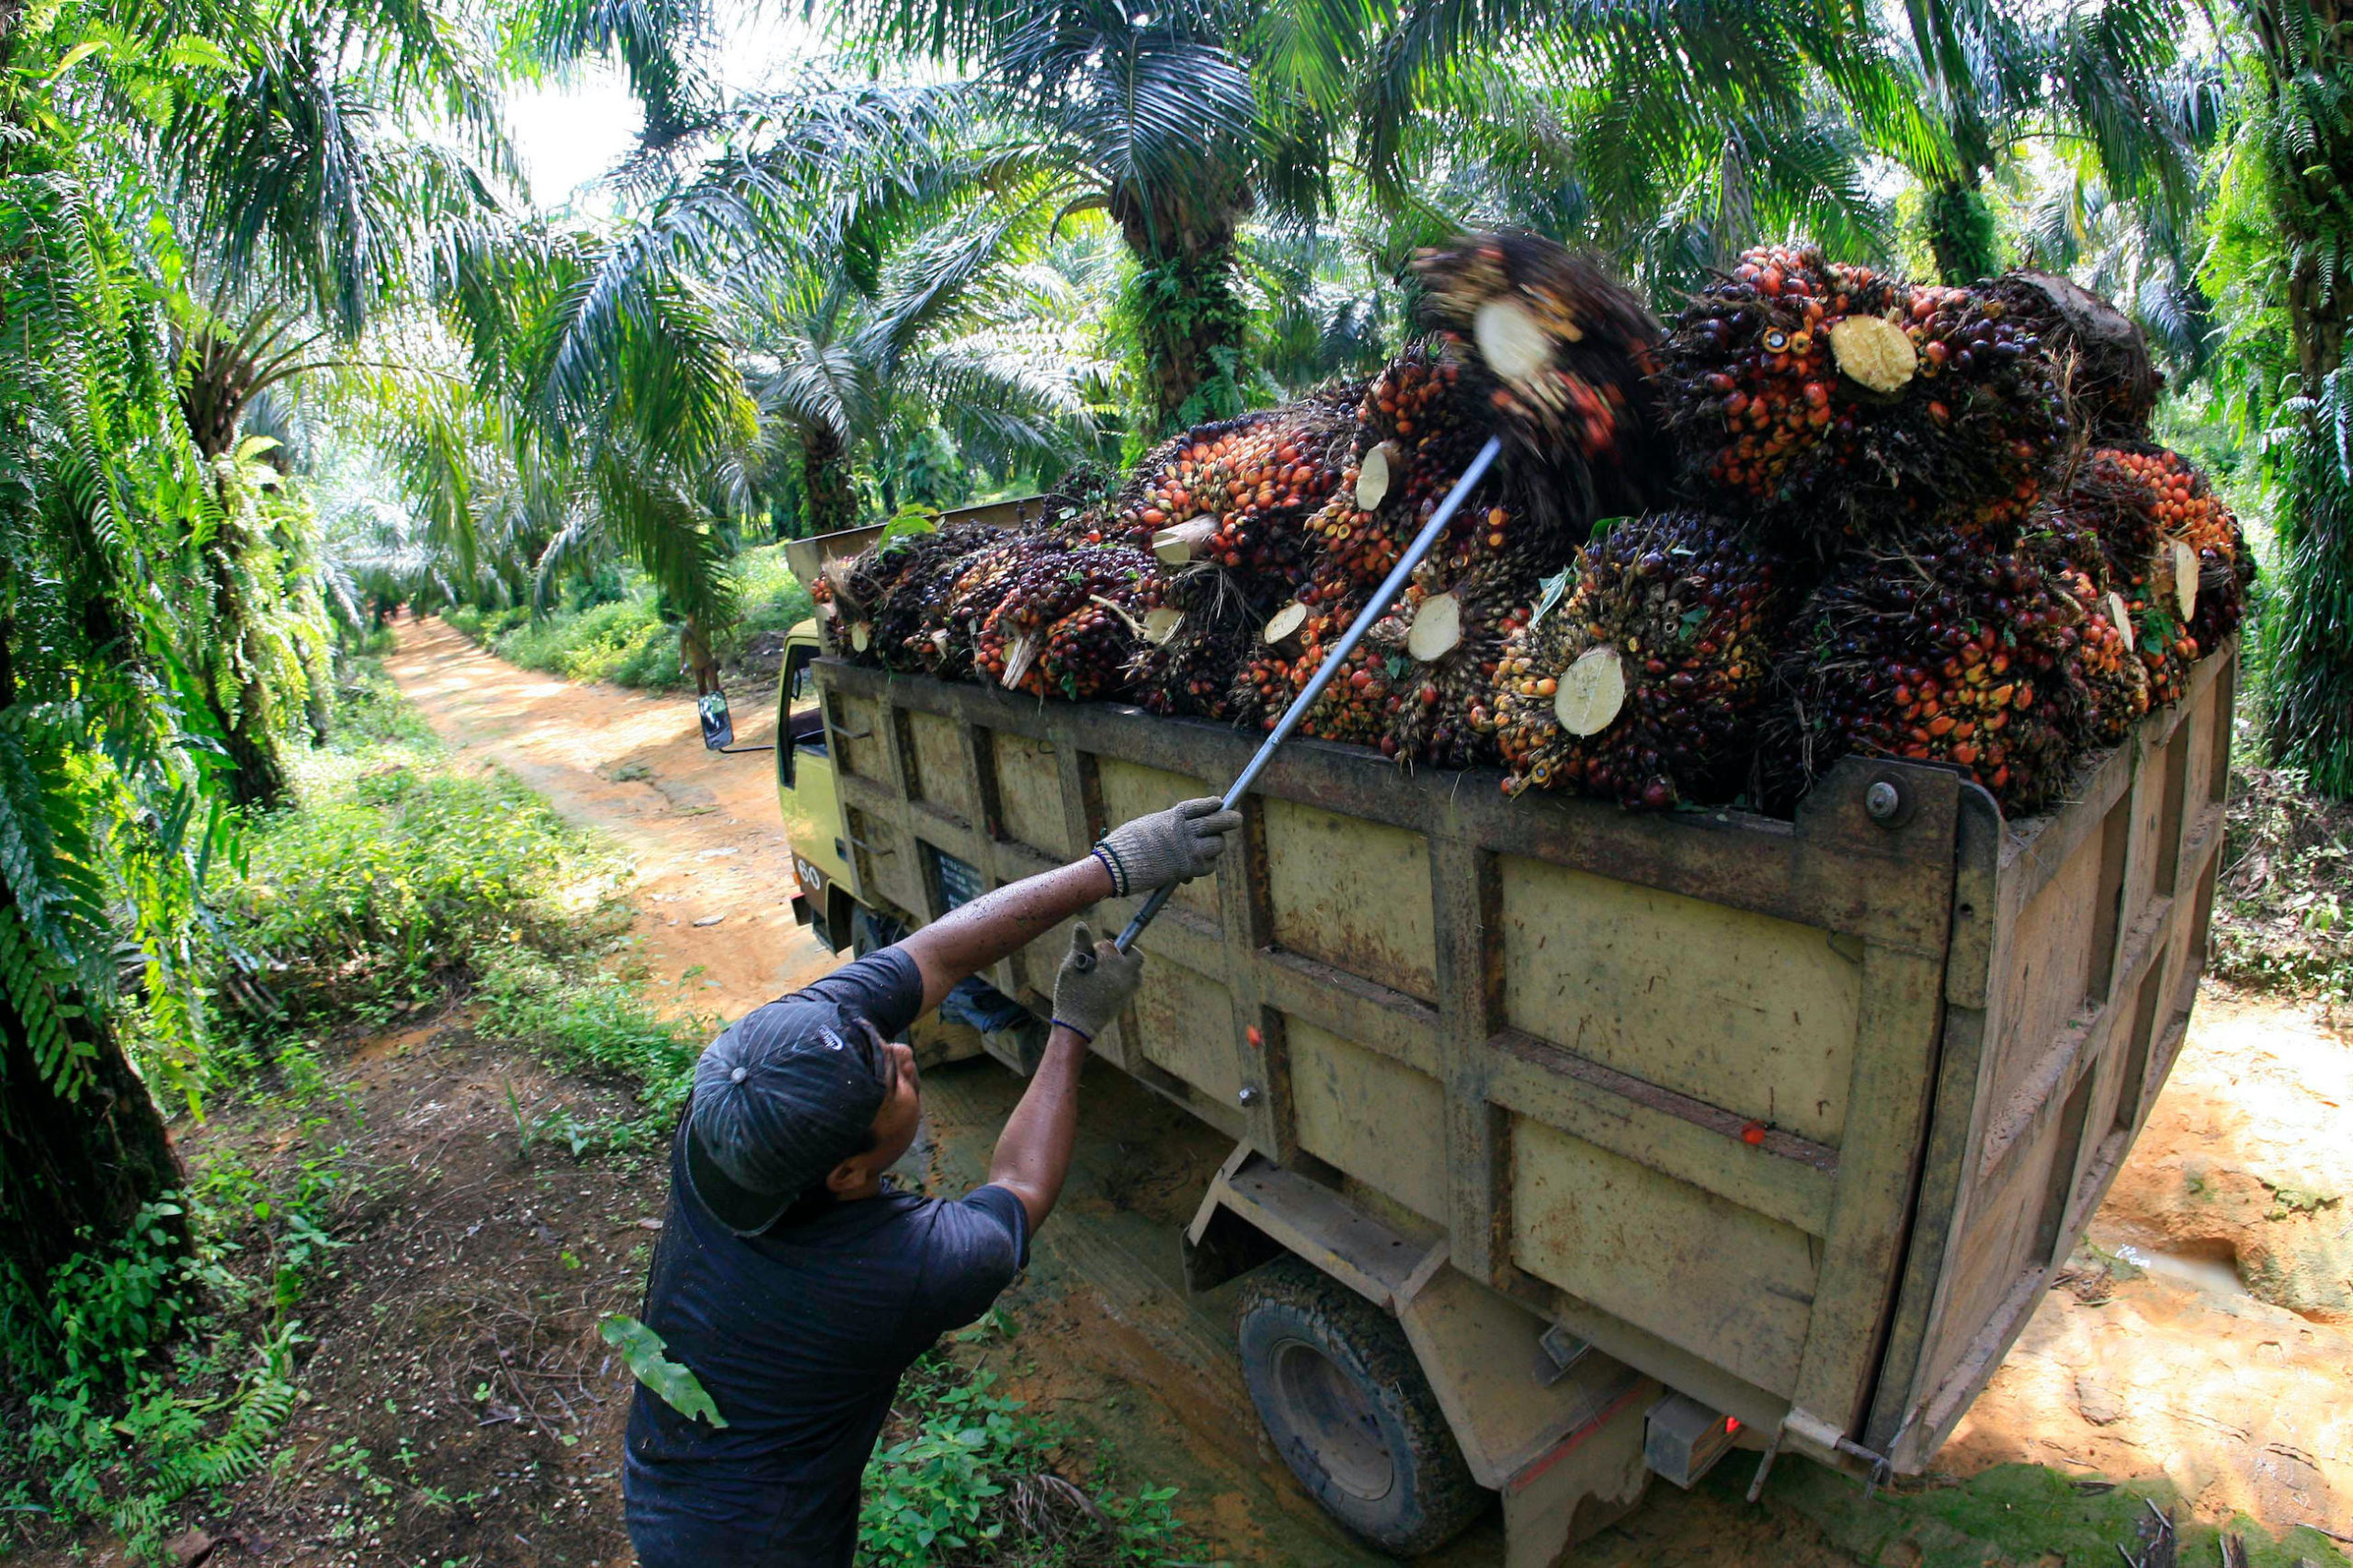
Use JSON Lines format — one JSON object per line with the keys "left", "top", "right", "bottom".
{"left": 813, "top": 230, "right": 2248, "bottom": 820}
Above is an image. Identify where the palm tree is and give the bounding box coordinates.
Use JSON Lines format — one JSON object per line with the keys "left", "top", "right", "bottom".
{"left": 0, "top": 0, "right": 249, "bottom": 1322}
{"left": 1882, "top": 0, "right": 2214, "bottom": 282}
{"left": 837, "top": 0, "right": 1308, "bottom": 430}
{"left": 738, "top": 191, "right": 1103, "bottom": 535}
{"left": 2205, "top": 0, "right": 2353, "bottom": 795}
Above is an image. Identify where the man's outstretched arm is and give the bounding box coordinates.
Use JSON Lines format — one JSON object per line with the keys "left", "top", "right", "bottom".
{"left": 895, "top": 798, "right": 1240, "bottom": 1014}
{"left": 986, "top": 925, "right": 1141, "bottom": 1231}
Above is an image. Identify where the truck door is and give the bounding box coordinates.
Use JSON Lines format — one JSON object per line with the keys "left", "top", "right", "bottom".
{"left": 775, "top": 627, "right": 860, "bottom": 946}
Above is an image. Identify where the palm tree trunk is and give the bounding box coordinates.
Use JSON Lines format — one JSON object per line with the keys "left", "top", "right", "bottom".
{"left": 0, "top": 600, "right": 188, "bottom": 1334}
{"left": 0, "top": 914, "right": 190, "bottom": 1328}
{"left": 1923, "top": 176, "right": 2000, "bottom": 285}
{"left": 208, "top": 669, "right": 291, "bottom": 809}
{"left": 1110, "top": 178, "right": 1254, "bottom": 432}
{"left": 679, "top": 615, "right": 720, "bottom": 695}
{"left": 801, "top": 426, "right": 858, "bottom": 536}
{"left": 2241, "top": 0, "right": 2353, "bottom": 794}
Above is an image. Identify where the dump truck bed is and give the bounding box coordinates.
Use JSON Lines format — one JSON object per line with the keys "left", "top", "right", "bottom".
{"left": 810, "top": 641, "right": 2234, "bottom": 1470}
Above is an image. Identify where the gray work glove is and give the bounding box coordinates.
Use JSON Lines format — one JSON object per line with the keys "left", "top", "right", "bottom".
{"left": 1091, "top": 797, "right": 1243, "bottom": 896}
{"left": 1051, "top": 923, "right": 1143, "bottom": 1041}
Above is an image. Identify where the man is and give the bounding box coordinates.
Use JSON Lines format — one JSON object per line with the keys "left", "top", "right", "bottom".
{"left": 623, "top": 796, "right": 1243, "bottom": 1567}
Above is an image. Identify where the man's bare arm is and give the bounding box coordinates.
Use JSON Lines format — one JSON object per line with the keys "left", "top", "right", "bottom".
{"left": 986, "top": 926, "right": 1142, "bottom": 1230}
{"left": 892, "top": 796, "right": 1241, "bottom": 1015}
{"left": 986, "top": 1023, "right": 1089, "bottom": 1230}
{"left": 895, "top": 858, "right": 1112, "bottom": 1016}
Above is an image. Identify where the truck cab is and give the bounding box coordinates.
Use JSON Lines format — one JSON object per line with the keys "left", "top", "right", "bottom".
{"left": 776, "top": 619, "right": 859, "bottom": 952}
{"left": 776, "top": 494, "right": 1060, "bottom": 955}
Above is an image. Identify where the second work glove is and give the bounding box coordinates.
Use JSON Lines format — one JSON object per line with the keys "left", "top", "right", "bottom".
{"left": 1051, "top": 923, "right": 1143, "bottom": 1041}
{"left": 1091, "top": 797, "right": 1244, "bottom": 896}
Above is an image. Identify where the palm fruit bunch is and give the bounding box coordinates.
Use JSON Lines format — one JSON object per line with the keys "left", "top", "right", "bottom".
{"left": 2048, "top": 558, "right": 2151, "bottom": 745}
{"left": 1767, "top": 539, "right": 2082, "bottom": 813}
{"left": 1381, "top": 558, "right": 1536, "bottom": 768}
{"left": 1661, "top": 245, "right": 2063, "bottom": 546}
{"left": 1411, "top": 230, "right": 1669, "bottom": 537}
{"left": 1106, "top": 397, "right": 1358, "bottom": 593}
{"left": 1324, "top": 344, "right": 1495, "bottom": 586}
{"left": 817, "top": 540, "right": 914, "bottom": 662}
{"left": 1980, "top": 272, "right": 2162, "bottom": 440}
{"left": 1125, "top": 565, "right": 1256, "bottom": 719}
{"left": 2105, "top": 446, "right": 2253, "bottom": 662}
{"left": 928, "top": 540, "right": 1032, "bottom": 679}
{"left": 864, "top": 523, "right": 1006, "bottom": 672}
{"left": 1488, "top": 512, "right": 1788, "bottom": 809}
{"left": 972, "top": 542, "right": 1161, "bottom": 699}
{"left": 1034, "top": 557, "right": 1166, "bottom": 701}
{"left": 1224, "top": 585, "right": 1382, "bottom": 740}
{"left": 2038, "top": 445, "right": 2247, "bottom": 711}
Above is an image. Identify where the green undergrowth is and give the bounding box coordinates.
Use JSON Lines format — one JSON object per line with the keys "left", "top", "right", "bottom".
{"left": 4, "top": 662, "right": 703, "bottom": 1563}
{"left": 213, "top": 655, "right": 705, "bottom": 1119}
{"left": 0, "top": 1157, "right": 346, "bottom": 1561}
{"left": 2212, "top": 760, "right": 2353, "bottom": 1003}
{"left": 860, "top": 1318, "right": 1221, "bottom": 1568}
{"left": 444, "top": 543, "right": 815, "bottom": 691}
{"left": 1744, "top": 1457, "right": 2348, "bottom": 1567}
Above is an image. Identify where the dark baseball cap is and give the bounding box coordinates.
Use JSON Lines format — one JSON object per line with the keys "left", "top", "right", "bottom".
{"left": 684, "top": 1011, "right": 894, "bottom": 1236}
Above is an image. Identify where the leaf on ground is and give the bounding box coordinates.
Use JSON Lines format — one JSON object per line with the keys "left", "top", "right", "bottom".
{"left": 600, "top": 1313, "right": 728, "bottom": 1427}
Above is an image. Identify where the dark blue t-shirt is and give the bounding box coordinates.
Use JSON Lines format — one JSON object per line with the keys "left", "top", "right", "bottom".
{"left": 622, "top": 950, "right": 1030, "bottom": 1568}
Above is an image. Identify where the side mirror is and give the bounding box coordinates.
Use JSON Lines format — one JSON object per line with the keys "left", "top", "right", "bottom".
{"left": 698, "top": 689, "right": 736, "bottom": 751}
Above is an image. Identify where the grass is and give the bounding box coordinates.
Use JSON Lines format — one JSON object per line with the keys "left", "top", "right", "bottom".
{"left": 443, "top": 544, "right": 816, "bottom": 692}
{"left": 861, "top": 1320, "right": 1220, "bottom": 1568}
{"left": 1750, "top": 1456, "right": 2348, "bottom": 1567}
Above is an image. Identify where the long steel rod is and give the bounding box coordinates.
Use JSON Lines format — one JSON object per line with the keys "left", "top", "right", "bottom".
{"left": 1114, "top": 434, "right": 1504, "bottom": 952}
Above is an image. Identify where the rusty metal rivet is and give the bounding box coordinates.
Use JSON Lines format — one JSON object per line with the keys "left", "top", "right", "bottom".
{"left": 1865, "top": 780, "right": 1903, "bottom": 823}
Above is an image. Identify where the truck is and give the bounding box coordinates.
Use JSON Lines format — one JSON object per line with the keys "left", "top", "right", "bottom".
{"left": 750, "top": 505, "right": 2235, "bottom": 1565}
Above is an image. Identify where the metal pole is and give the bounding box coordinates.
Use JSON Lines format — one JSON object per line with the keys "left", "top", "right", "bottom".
{"left": 1114, "top": 434, "right": 1504, "bottom": 952}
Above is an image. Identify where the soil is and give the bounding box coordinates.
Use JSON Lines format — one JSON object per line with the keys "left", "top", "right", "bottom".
{"left": 30, "top": 616, "right": 2348, "bottom": 1568}
{"left": 381, "top": 616, "right": 840, "bottom": 1022}
{"left": 1941, "top": 988, "right": 2353, "bottom": 1540}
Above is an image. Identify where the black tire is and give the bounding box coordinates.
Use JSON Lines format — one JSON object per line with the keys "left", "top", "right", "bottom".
{"left": 1234, "top": 1256, "right": 1489, "bottom": 1556}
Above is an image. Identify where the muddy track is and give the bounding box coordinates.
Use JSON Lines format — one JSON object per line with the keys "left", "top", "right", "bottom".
{"left": 381, "top": 617, "right": 2353, "bottom": 1562}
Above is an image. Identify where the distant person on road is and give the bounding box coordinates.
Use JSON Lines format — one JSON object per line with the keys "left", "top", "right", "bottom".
{"left": 622, "top": 797, "right": 1243, "bottom": 1568}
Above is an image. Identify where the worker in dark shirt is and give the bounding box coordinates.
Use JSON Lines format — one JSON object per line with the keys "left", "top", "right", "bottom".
{"left": 623, "top": 796, "right": 1242, "bottom": 1568}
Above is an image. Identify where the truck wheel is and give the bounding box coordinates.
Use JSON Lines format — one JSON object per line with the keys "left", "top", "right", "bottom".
{"left": 1234, "top": 1256, "right": 1487, "bottom": 1556}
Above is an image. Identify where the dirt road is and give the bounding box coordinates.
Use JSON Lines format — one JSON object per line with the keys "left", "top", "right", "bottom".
{"left": 386, "top": 616, "right": 838, "bottom": 1021}
{"left": 382, "top": 618, "right": 2353, "bottom": 1562}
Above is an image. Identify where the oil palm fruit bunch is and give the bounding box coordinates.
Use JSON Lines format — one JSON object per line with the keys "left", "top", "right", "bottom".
{"left": 822, "top": 538, "right": 924, "bottom": 662}
{"left": 1663, "top": 245, "right": 2063, "bottom": 546}
{"left": 930, "top": 540, "right": 1031, "bottom": 679}
{"left": 2043, "top": 445, "right": 2246, "bottom": 710}
{"left": 1228, "top": 585, "right": 1386, "bottom": 741}
{"left": 1768, "top": 538, "right": 2080, "bottom": 814}
{"left": 1412, "top": 231, "right": 1669, "bottom": 534}
{"left": 1110, "top": 398, "right": 1357, "bottom": 585}
{"left": 2048, "top": 559, "right": 2150, "bottom": 746}
{"left": 2105, "top": 446, "right": 2252, "bottom": 663}
{"left": 1035, "top": 557, "right": 1166, "bottom": 702}
{"left": 1340, "top": 343, "right": 1496, "bottom": 577}
{"left": 1981, "top": 272, "right": 2161, "bottom": 440}
{"left": 1490, "top": 512, "right": 1788, "bottom": 809}
{"left": 1127, "top": 565, "right": 1256, "bottom": 719}
{"left": 868, "top": 523, "right": 1006, "bottom": 672}
{"left": 1382, "top": 558, "right": 1535, "bottom": 768}
{"left": 973, "top": 543, "right": 1161, "bottom": 699}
